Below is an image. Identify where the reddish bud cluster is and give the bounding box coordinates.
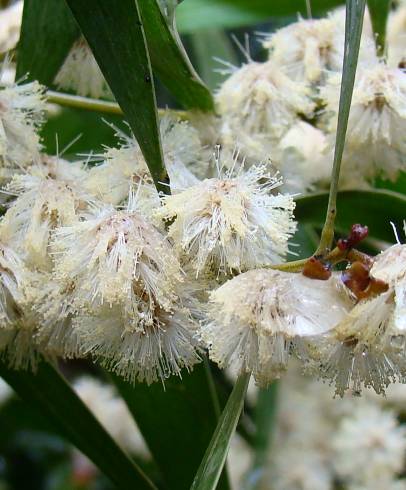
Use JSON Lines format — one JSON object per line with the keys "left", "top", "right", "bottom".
{"left": 337, "top": 224, "right": 369, "bottom": 251}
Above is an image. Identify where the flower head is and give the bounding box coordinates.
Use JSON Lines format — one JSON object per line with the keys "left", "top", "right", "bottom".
{"left": 0, "top": 79, "right": 45, "bottom": 180}
{"left": 216, "top": 60, "right": 314, "bottom": 159}
{"left": 156, "top": 164, "right": 296, "bottom": 275}
{"left": 55, "top": 37, "right": 112, "bottom": 99}
{"left": 322, "top": 62, "right": 406, "bottom": 183}
{"left": 0, "top": 1, "right": 23, "bottom": 55}
{"left": 202, "top": 269, "right": 352, "bottom": 386}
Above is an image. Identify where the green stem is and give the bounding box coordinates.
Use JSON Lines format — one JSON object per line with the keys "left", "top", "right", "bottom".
{"left": 316, "top": 0, "right": 367, "bottom": 256}
{"left": 47, "top": 90, "right": 188, "bottom": 119}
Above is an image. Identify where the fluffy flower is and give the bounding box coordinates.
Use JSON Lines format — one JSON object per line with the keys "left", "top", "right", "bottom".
{"left": 73, "top": 376, "right": 150, "bottom": 457}
{"left": 156, "top": 164, "right": 297, "bottom": 275}
{"left": 0, "top": 79, "right": 45, "bottom": 180}
{"left": 317, "top": 289, "right": 399, "bottom": 396}
{"left": 85, "top": 117, "right": 201, "bottom": 207}
{"left": 216, "top": 60, "right": 314, "bottom": 159}
{"left": 52, "top": 192, "right": 182, "bottom": 327}
{"left": 276, "top": 121, "right": 330, "bottom": 192}
{"left": 1, "top": 162, "right": 95, "bottom": 270}
{"left": 72, "top": 302, "right": 201, "bottom": 384}
{"left": 387, "top": 4, "right": 406, "bottom": 68}
{"left": 332, "top": 404, "right": 406, "bottom": 485}
{"left": 54, "top": 37, "right": 112, "bottom": 99}
{"left": 321, "top": 62, "right": 406, "bottom": 184}
{"left": 202, "top": 269, "right": 352, "bottom": 386}
{"left": 0, "top": 1, "right": 23, "bottom": 54}
{"left": 262, "top": 10, "right": 376, "bottom": 84}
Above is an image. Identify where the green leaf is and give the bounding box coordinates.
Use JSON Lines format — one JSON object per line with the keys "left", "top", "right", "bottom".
{"left": 16, "top": 0, "right": 79, "bottom": 84}
{"left": 0, "top": 359, "right": 157, "bottom": 490}
{"left": 190, "top": 372, "right": 250, "bottom": 490}
{"left": 367, "top": 0, "right": 391, "bottom": 56}
{"left": 190, "top": 29, "right": 238, "bottom": 91}
{"left": 295, "top": 190, "right": 406, "bottom": 244}
{"left": 65, "top": 0, "right": 168, "bottom": 194}
{"left": 176, "top": 0, "right": 345, "bottom": 33}
{"left": 138, "top": 1, "right": 214, "bottom": 111}
{"left": 112, "top": 361, "right": 230, "bottom": 490}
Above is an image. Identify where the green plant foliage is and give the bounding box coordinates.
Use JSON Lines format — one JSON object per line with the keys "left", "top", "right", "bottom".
{"left": 176, "top": 0, "right": 345, "bottom": 33}
{"left": 367, "top": 0, "right": 392, "bottom": 55}
{"left": 16, "top": 0, "right": 79, "bottom": 84}
{"left": 138, "top": 1, "right": 214, "bottom": 111}
{"left": 112, "top": 361, "right": 230, "bottom": 490}
{"left": 295, "top": 190, "right": 406, "bottom": 243}
{"left": 65, "top": 0, "right": 167, "bottom": 194}
{"left": 190, "top": 372, "right": 250, "bottom": 490}
{"left": 0, "top": 359, "right": 156, "bottom": 490}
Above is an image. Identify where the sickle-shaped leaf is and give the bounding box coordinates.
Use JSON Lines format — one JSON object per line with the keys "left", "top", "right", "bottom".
{"left": 0, "top": 358, "right": 157, "bottom": 490}
{"left": 138, "top": 1, "right": 214, "bottom": 111}
{"left": 16, "top": 0, "right": 79, "bottom": 84}
{"left": 295, "top": 190, "right": 406, "bottom": 243}
{"left": 65, "top": 0, "right": 168, "bottom": 194}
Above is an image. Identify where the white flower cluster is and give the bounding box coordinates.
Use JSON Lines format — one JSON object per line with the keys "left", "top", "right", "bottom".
{"left": 0, "top": 3, "right": 404, "bottom": 401}
{"left": 255, "top": 368, "right": 406, "bottom": 490}
{"left": 216, "top": 6, "right": 406, "bottom": 191}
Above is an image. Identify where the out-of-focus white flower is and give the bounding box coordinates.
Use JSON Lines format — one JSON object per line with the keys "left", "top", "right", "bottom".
{"left": 349, "top": 480, "right": 406, "bottom": 490}
{"left": 1, "top": 161, "right": 95, "bottom": 270}
{"left": 73, "top": 303, "right": 201, "bottom": 385}
{"left": 0, "top": 79, "right": 45, "bottom": 181}
{"left": 262, "top": 9, "right": 376, "bottom": 84}
{"left": 387, "top": 4, "right": 406, "bottom": 68}
{"left": 216, "top": 60, "right": 314, "bottom": 160}
{"left": 0, "top": 1, "right": 23, "bottom": 54}
{"left": 73, "top": 376, "right": 150, "bottom": 457}
{"left": 227, "top": 434, "right": 252, "bottom": 490}
{"left": 276, "top": 121, "right": 330, "bottom": 192}
{"left": 55, "top": 37, "right": 112, "bottom": 99}
{"left": 321, "top": 62, "right": 406, "bottom": 184}
{"left": 0, "top": 378, "right": 12, "bottom": 405}
{"left": 156, "top": 164, "right": 296, "bottom": 275}
{"left": 85, "top": 116, "right": 201, "bottom": 207}
{"left": 332, "top": 404, "right": 406, "bottom": 485}
{"left": 202, "top": 269, "right": 352, "bottom": 386}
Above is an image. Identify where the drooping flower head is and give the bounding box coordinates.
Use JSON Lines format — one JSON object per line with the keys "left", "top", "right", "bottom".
{"left": 156, "top": 160, "right": 297, "bottom": 276}
{"left": 202, "top": 268, "right": 352, "bottom": 386}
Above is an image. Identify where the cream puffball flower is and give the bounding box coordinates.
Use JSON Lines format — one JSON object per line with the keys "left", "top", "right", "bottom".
{"left": 52, "top": 191, "right": 182, "bottom": 328}
{"left": 262, "top": 10, "right": 376, "bottom": 84}
{"left": 73, "top": 302, "right": 201, "bottom": 385}
{"left": 332, "top": 404, "right": 406, "bottom": 485}
{"left": 202, "top": 269, "right": 352, "bottom": 386}
{"left": 0, "top": 1, "right": 23, "bottom": 54}
{"left": 318, "top": 289, "right": 398, "bottom": 397}
{"left": 322, "top": 63, "right": 406, "bottom": 183}
{"left": 276, "top": 121, "right": 330, "bottom": 192}
{"left": 156, "top": 164, "right": 297, "bottom": 275}
{"left": 1, "top": 164, "right": 95, "bottom": 271}
{"left": 74, "top": 376, "right": 150, "bottom": 457}
{"left": 387, "top": 4, "right": 406, "bottom": 68}
{"left": 216, "top": 60, "right": 315, "bottom": 159}
{"left": 0, "top": 80, "right": 45, "bottom": 180}
{"left": 85, "top": 116, "right": 201, "bottom": 207}
{"left": 55, "top": 37, "right": 112, "bottom": 99}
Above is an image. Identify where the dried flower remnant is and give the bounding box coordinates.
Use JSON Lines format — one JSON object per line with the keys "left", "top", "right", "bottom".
{"left": 216, "top": 60, "right": 315, "bottom": 160}
{"left": 156, "top": 163, "right": 296, "bottom": 275}
{"left": 55, "top": 37, "right": 112, "bottom": 99}
{"left": 0, "top": 79, "right": 45, "bottom": 181}
{"left": 321, "top": 62, "right": 406, "bottom": 184}
{"left": 202, "top": 269, "right": 351, "bottom": 386}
